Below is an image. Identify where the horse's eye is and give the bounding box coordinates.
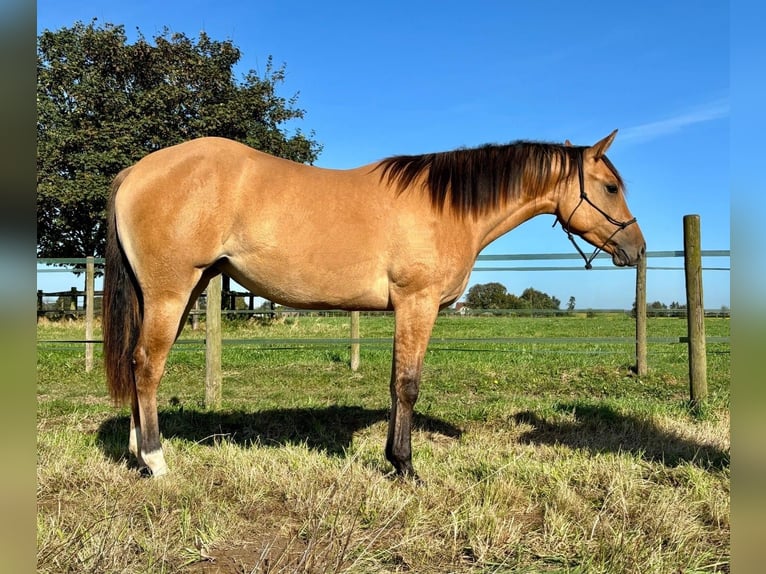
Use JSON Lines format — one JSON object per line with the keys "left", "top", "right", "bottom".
{"left": 605, "top": 184, "right": 619, "bottom": 194}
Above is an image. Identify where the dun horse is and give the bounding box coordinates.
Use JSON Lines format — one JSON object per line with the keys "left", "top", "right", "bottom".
{"left": 103, "top": 130, "right": 645, "bottom": 478}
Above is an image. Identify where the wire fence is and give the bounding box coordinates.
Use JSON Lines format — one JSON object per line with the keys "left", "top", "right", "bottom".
{"left": 36, "top": 217, "right": 729, "bottom": 408}
{"left": 36, "top": 248, "right": 730, "bottom": 368}
{"left": 36, "top": 249, "right": 731, "bottom": 323}
{"left": 37, "top": 237, "right": 731, "bottom": 406}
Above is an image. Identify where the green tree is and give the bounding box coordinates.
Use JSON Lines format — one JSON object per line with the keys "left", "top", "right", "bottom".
{"left": 465, "top": 282, "right": 511, "bottom": 309}
{"left": 464, "top": 283, "right": 560, "bottom": 310}
{"left": 520, "top": 287, "right": 560, "bottom": 310}
{"left": 37, "top": 21, "right": 321, "bottom": 259}
{"left": 567, "top": 296, "right": 576, "bottom": 311}
{"left": 505, "top": 293, "right": 530, "bottom": 309}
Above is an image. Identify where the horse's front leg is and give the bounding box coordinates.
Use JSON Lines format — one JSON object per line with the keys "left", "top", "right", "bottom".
{"left": 385, "top": 296, "right": 439, "bottom": 478}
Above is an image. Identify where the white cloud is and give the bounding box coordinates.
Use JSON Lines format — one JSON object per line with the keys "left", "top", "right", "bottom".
{"left": 620, "top": 99, "right": 729, "bottom": 143}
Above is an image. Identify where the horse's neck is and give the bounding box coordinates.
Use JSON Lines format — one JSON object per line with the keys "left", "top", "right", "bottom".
{"left": 473, "top": 193, "right": 558, "bottom": 253}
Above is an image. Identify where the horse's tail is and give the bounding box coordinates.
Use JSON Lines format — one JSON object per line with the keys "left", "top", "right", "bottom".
{"left": 102, "top": 167, "right": 140, "bottom": 406}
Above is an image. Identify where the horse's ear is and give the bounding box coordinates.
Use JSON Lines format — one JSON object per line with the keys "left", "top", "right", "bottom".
{"left": 588, "top": 129, "right": 618, "bottom": 159}
{"left": 564, "top": 139, "right": 572, "bottom": 147}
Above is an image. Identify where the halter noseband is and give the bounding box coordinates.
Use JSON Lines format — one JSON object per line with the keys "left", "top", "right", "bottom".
{"left": 553, "top": 152, "right": 637, "bottom": 269}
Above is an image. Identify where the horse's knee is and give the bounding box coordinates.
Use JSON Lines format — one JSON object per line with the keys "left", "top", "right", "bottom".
{"left": 394, "top": 367, "right": 421, "bottom": 406}
{"left": 400, "top": 383, "right": 419, "bottom": 406}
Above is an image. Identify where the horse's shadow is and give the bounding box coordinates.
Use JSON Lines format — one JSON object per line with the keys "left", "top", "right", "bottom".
{"left": 96, "top": 404, "right": 463, "bottom": 463}
{"left": 96, "top": 402, "right": 729, "bottom": 472}
{"left": 512, "top": 402, "right": 729, "bottom": 470}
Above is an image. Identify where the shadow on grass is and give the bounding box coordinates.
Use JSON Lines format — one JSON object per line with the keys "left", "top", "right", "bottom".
{"left": 96, "top": 403, "right": 727, "bottom": 472}
{"left": 96, "top": 405, "right": 462, "bottom": 463}
{"left": 513, "top": 402, "right": 729, "bottom": 470}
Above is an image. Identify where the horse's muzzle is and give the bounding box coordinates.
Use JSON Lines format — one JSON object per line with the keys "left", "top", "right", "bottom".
{"left": 612, "top": 241, "right": 646, "bottom": 267}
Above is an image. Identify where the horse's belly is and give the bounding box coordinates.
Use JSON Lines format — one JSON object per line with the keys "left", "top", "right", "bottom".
{"left": 221, "top": 256, "right": 392, "bottom": 311}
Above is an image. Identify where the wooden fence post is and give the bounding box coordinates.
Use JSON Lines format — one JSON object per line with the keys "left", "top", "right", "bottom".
{"left": 205, "top": 275, "right": 223, "bottom": 408}
{"left": 683, "top": 214, "right": 707, "bottom": 409}
{"left": 190, "top": 298, "right": 200, "bottom": 331}
{"left": 634, "top": 254, "right": 647, "bottom": 375}
{"left": 69, "top": 287, "right": 78, "bottom": 311}
{"left": 85, "top": 256, "right": 95, "bottom": 372}
{"left": 350, "top": 311, "right": 360, "bottom": 371}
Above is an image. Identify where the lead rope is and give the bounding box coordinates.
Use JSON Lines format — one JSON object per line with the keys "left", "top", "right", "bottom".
{"left": 553, "top": 152, "right": 637, "bottom": 269}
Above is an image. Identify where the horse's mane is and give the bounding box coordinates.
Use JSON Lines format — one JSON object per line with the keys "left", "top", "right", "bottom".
{"left": 377, "top": 141, "right": 623, "bottom": 217}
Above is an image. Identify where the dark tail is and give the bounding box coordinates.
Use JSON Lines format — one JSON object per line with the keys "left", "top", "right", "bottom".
{"left": 102, "top": 167, "right": 140, "bottom": 406}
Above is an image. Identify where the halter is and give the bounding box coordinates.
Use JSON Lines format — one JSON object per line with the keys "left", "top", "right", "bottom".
{"left": 553, "top": 152, "right": 637, "bottom": 269}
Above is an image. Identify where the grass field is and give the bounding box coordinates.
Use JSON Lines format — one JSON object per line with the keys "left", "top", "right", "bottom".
{"left": 37, "top": 313, "right": 730, "bottom": 573}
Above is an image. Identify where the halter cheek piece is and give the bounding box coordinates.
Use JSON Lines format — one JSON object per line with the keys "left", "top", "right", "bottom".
{"left": 553, "top": 152, "right": 637, "bottom": 269}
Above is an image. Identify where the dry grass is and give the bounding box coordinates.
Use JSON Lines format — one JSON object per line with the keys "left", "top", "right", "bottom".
{"left": 37, "top": 315, "right": 730, "bottom": 573}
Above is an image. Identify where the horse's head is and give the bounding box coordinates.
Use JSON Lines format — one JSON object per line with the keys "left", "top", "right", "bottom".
{"left": 557, "top": 130, "right": 645, "bottom": 267}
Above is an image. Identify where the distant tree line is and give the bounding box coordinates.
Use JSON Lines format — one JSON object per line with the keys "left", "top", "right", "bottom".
{"left": 464, "top": 283, "right": 561, "bottom": 310}
{"left": 631, "top": 300, "right": 730, "bottom": 317}
{"left": 463, "top": 284, "right": 731, "bottom": 318}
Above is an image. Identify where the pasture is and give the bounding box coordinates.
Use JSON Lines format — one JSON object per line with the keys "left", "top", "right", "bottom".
{"left": 37, "top": 313, "right": 730, "bottom": 573}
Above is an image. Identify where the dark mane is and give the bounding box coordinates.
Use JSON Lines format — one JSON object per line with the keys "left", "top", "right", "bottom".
{"left": 377, "top": 141, "right": 620, "bottom": 216}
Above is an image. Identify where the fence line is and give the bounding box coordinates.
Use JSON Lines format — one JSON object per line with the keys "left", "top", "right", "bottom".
{"left": 36, "top": 249, "right": 731, "bottom": 269}
{"left": 37, "top": 231, "right": 730, "bottom": 409}
{"left": 35, "top": 248, "right": 731, "bottom": 336}
{"left": 36, "top": 249, "right": 730, "bottom": 318}
{"left": 34, "top": 334, "right": 733, "bottom": 347}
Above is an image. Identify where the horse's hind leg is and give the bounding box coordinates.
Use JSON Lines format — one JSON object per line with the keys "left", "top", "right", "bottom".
{"left": 131, "top": 295, "right": 190, "bottom": 477}
{"left": 127, "top": 268, "right": 215, "bottom": 474}
{"left": 129, "top": 389, "right": 142, "bottom": 463}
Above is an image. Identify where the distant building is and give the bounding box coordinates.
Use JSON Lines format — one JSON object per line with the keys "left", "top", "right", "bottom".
{"left": 454, "top": 302, "right": 469, "bottom": 315}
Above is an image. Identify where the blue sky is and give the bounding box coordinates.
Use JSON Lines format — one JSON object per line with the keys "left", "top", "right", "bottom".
{"left": 36, "top": 0, "right": 730, "bottom": 309}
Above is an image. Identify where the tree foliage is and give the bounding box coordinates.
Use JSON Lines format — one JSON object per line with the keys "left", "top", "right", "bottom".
{"left": 465, "top": 282, "right": 510, "bottom": 309}
{"left": 519, "top": 287, "right": 561, "bottom": 310}
{"left": 37, "top": 21, "right": 322, "bottom": 258}
{"left": 465, "top": 283, "right": 560, "bottom": 310}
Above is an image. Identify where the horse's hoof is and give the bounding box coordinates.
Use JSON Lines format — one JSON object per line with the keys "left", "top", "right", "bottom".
{"left": 402, "top": 471, "right": 423, "bottom": 486}
{"left": 151, "top": 465, "right": 169, "bottom": 478}
{"left": 387, "top": 465, "right": 422, "bottom": 484}
{"left": 138, "top": 465, "right": 168, "bottom": 479}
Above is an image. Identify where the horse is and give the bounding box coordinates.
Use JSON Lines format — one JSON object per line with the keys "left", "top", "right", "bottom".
{"left": 102, "top": 129, "right": 645, "bottom": 479}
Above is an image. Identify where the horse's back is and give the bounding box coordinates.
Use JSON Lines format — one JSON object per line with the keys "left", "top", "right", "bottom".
{"left": 112, "top": 138, "right": 409, "bottom": 308}
{"left": 118, "top": 136, "right": 379, "bottom": 208}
